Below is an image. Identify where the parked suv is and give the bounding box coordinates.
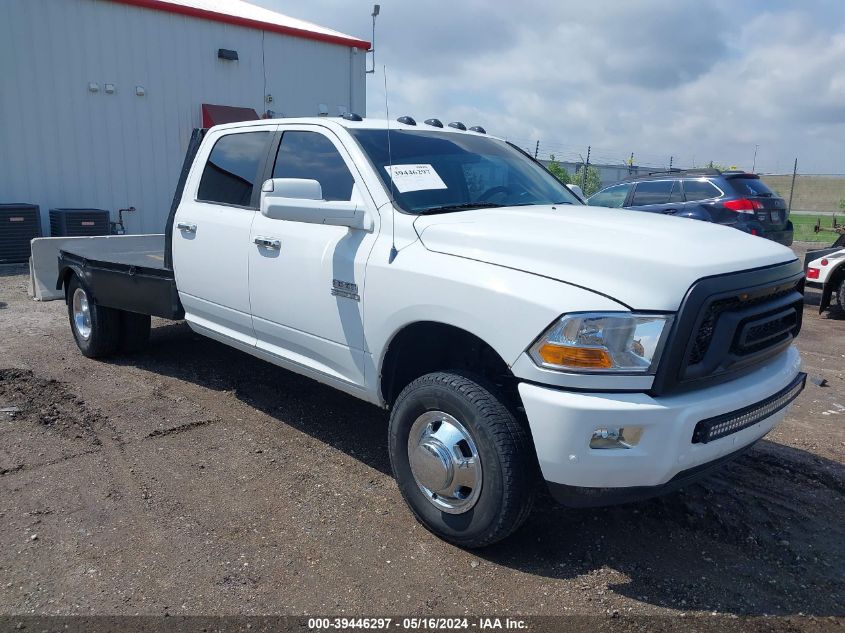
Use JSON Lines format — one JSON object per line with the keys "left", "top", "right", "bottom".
{"left": 587, "top": 169, "right": 794, "bottom": 246}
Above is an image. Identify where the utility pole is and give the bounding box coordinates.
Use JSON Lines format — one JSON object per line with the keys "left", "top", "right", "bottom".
{"left": 582, "top": 146, "right": 591, "bottom": 191}
{"left": 787, "top": 158, "right": 798, "bottom": 213}
{"left": 365, "top": 5, "right": 380, "bottom": 74}
{"left": 534, "top": 140, "right": 539, "bottom": 159}
{"left": 669, "top": 156, "right": 673, "bottom": 171}
{"left": 752, "top": 144, "right": 759, "bottom": 173}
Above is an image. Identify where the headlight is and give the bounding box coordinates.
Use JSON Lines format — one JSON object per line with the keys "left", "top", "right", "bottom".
{"left": 529, "top": 312, "right": 674, "bottom": 373}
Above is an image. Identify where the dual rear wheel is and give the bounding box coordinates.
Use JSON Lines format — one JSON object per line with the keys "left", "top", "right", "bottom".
{"left": 66, "top": 275, "right": 150, "bottom": 358}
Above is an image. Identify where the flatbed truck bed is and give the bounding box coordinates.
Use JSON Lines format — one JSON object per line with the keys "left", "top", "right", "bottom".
{"left": 57, "top": 234, "right": 182, "bottom": 319}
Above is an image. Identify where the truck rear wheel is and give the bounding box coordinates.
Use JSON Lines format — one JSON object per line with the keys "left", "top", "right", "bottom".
{"left": 66, "top": 275, "right": 120, "bottom": 358}
{"left": 388, "top": 371, "right": 535, "bottom": 548}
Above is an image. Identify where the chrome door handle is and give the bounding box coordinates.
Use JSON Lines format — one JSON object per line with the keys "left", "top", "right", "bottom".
{"left": 254, "top": 236, "right": 281, "bottom": 250}
{"left": 176, "top": 222, "right": 197, "bottom": 233}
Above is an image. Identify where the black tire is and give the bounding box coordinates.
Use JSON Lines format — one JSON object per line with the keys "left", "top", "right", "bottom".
{"left": 66, "top": 275, "right": 121, "bottom": 358}
{"left": 119, "top": 311, "right": 151, "bottom": 353}
{"left": 388, "top": 371, "right": 536, "bottom": 548}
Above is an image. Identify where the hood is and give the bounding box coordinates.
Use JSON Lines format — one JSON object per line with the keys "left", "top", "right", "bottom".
{"left": 414, "top": 205, "right": 797, "bottom": 311}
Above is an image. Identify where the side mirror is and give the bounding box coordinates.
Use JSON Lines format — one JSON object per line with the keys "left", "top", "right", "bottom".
{"left": 566, "top": 184, "right": 584, "bottom": 200}
{"left": 260, "top": 178, "right": 372, "bottom": 231}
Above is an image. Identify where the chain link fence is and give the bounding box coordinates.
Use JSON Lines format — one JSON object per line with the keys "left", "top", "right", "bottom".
{"left": 760, "top": 173, "right": 845, "bottom": 242}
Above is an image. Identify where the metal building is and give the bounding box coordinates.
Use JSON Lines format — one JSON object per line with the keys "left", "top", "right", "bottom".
{"left": 0, "top": 0, "right": 369, "bottom": 234}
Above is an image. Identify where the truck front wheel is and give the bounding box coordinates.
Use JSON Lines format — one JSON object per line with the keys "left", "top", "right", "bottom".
{"left": 66, "top": 275, "right": 121, "bottom": 358}
{"left": 388, "top": 371, "right": 536, "bottom": 548}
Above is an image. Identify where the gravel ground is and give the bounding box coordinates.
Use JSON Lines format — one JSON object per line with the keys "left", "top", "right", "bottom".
{"left": 0, "top": 242, "right": 842, "bottom": 624}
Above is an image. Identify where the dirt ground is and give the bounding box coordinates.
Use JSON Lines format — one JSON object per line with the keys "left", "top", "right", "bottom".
{"left": 0, "top": 243, "right": 842, "bottom": 622}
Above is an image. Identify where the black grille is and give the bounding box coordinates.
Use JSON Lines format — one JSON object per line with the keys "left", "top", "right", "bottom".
{"left": 688, "top": 286, "right": 797, "bottom": 365}
{"left": 49, "top": 208, "right": 110, "bottom": 237}
{"left": 0, "top": 204, "right": 41, "bottom": 263}
{"left": 736, "top": 309, "right": 798, "bottom": 355}
{"left": 650, "top": 260, "right": 805, "bottom": 396}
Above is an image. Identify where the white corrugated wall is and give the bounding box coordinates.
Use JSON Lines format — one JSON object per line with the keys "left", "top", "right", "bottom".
{"left": 0, "top": 0, "right": 367, "bottom": 234}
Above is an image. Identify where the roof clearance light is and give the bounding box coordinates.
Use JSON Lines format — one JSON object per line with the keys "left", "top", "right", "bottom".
{"left": 448, "top": 121, "right": 467, "bottom": 130}
{"left": 341, "top": 112, "right": 363, "bottom": 121}
{"left": 469, "top": 126, "right": 486, "bottom": 134}
{"left": 397, "top": 116, "right": 416, "bottom": 125}
{"left": 424, "top": 118, "right": 443, "bottom": 128}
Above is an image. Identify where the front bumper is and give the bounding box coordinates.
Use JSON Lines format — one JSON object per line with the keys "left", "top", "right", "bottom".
{"left": 518, "top": 346, "right": 802, "bottom": 505}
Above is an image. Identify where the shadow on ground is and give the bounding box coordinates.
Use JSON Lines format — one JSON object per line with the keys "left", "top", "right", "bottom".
{"left": 109, "top": 320, "right": 844, "bottom": 617}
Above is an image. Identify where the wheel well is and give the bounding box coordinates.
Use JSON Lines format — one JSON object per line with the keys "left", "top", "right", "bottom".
{"left": 832, "top": 262, "right": 845, "bottom": 286}
{"left": 380, "top": 322, "right": 519, "bottom": 409}
{"left": 831, "top": 263, "right": 845, "bottom": 296}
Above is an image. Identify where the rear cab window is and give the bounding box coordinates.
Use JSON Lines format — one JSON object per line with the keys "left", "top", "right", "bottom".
{"left": 197, "top": 131, "right": 271, "bottom": 208}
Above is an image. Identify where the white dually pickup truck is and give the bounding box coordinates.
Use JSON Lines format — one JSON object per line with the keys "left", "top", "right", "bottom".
{"left": 35, "top": 115, "right": 806, "bottom": 547}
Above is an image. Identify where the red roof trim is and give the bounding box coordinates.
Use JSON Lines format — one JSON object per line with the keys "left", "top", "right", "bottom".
{"left": 109, "top": 0, "right": 371, "bottom": 50}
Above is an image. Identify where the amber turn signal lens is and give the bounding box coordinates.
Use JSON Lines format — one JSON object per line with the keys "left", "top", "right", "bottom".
{"left": 536, "top": 344, "right": 613, "bottom": 369}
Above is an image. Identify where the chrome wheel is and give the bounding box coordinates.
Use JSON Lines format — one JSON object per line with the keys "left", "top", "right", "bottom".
{"left": 72, "top": 287, "right": 92, "bottom": 340}
{"left": 407, "top": 411, "right": 482, "bottom": 514}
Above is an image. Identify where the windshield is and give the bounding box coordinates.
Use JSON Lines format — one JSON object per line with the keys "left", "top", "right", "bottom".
{"left": 349, "top": 129, "right": 582, "bottom": 214}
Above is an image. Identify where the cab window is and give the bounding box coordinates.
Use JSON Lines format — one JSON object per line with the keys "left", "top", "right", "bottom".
{"left": 197, "top": 132, "right": 270, "bottom": 208}
{"left": 273, "top": 131, "right": 355, "bottom": 201}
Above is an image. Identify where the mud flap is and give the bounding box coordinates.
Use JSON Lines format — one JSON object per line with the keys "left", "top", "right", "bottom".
{"left": 820, "top": 282, "right": 834, "bottom": 313}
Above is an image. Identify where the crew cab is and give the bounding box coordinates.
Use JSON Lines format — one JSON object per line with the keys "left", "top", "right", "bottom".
{"left": 33, "top": 115, "right": 807, "bottom": 547}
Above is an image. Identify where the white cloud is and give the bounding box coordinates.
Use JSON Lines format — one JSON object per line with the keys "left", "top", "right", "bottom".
{"left": 257, "top": 0, "right": 845, "bottom": 173}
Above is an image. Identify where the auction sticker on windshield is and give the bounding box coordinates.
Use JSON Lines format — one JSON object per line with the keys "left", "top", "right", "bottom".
{"left": 384, "top": 164, "right": 448, "bottom": 193}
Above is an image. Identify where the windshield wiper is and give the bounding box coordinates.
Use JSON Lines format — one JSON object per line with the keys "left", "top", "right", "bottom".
{"left": 416, "top": 202, "right": 505, "bottom": 215}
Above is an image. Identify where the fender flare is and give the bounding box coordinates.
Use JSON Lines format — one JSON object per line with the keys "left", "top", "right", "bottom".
{"left": 56, "top": 262, "right": 85, "bottom": 301}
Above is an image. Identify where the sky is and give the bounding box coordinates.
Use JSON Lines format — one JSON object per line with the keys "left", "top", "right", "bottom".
{"left": 255, "top": 0, "right": 845, "bottom": 174}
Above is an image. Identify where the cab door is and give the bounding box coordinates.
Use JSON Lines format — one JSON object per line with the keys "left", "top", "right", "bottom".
{"left": 172, "top": 127, "right": 274, "bottom": 345}
{"left": 248, "top": 125, "right": 379, "bottom": 391}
